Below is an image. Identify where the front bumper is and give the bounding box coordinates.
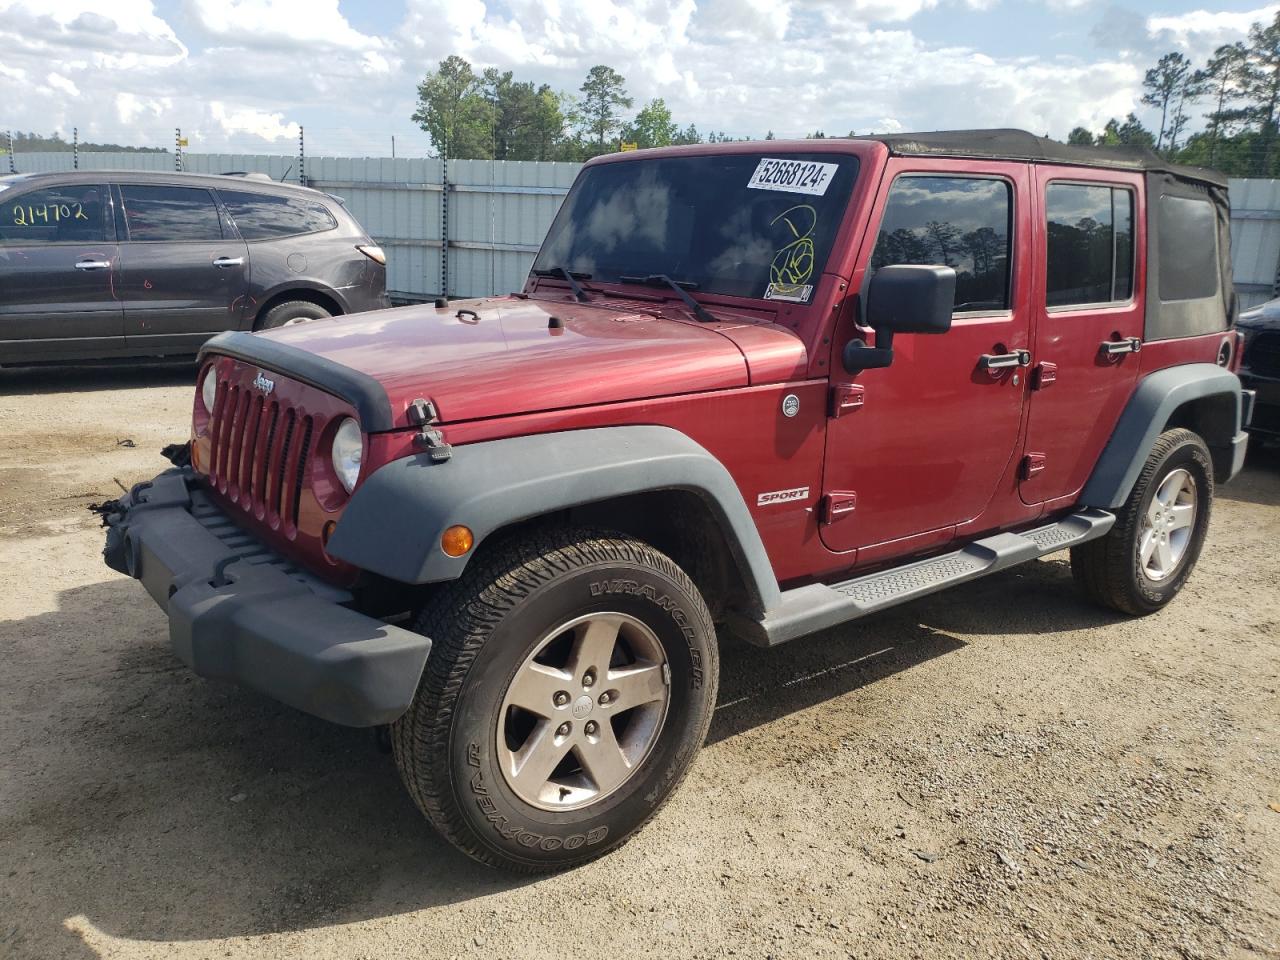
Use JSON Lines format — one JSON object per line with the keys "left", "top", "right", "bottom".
{"left": 100, "top": 467, "right": 430, "bottom": 727}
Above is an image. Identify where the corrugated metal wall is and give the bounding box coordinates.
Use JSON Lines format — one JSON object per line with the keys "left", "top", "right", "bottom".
{"left": 8, "top": 152, "right": 1280, "bottom": 308}
{"left": 1228, "top": 177, "right": 1280, "bottom": 309}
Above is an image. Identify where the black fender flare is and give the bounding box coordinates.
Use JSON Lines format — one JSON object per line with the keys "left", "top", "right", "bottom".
{"left": 1081, "top": 362, "right": 1245, "bottom": 509}
{"left": 325, "top": 425, "right": 782, "bottom": 614}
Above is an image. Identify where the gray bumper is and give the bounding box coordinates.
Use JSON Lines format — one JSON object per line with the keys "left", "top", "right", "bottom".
{"left": 101, "top": 468, "right": 430, "bottom": 727}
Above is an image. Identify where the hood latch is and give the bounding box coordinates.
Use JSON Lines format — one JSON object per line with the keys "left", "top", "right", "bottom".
{"left": 408, "top": 398, "right": 453, "bottom": 463}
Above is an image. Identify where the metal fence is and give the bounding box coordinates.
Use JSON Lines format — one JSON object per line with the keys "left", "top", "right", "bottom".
{"left": 9, "top": 151, "right": 1280, "bottom": 309}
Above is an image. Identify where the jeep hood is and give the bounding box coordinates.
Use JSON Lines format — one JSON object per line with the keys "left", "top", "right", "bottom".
{"left": 253, "top": 297, "right": 805, "bottom": 428}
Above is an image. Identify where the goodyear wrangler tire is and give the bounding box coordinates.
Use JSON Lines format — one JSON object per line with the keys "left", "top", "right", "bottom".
{"left": 1071, "top": 428, "right": 1213, "bottom": 616}
{"left": 391, "top": 528, "right": 719, "bottom": 872}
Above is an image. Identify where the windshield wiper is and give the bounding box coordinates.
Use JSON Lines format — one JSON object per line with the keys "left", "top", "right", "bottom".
{"left": 532, "top": 266, "right": 592, "bottom": 303}
{"left": 618, "top": 274, "right": 719, "bottom": 323}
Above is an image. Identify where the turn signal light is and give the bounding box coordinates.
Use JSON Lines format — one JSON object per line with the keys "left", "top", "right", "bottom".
{"left": 441, "top": 525, "right": 474, "bottom": 557}
{"left": 356, "top": 244, "right": 386, "bottom": 265}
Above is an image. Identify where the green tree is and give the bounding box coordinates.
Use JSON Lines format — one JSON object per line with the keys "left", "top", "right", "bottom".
{"left": 1242, "top": 13, "right": 1280, "bottom": 172}
{"left": 623, "top": 99, "right": 678, "bottom": 149}
{"left": 573, "top": 65, "right": 632, "bottom": 150}
{"left": 1200, "top": 42, "right": 1250, "bottom": 163}
{"left": 673, "top": 123, "right": 702, "bottom": 145}
{"left": 1066, "top": 126, "right": 1095, "bottom": 146}
{"left": 1142, "top": 52, "right": 1193, "bottom": 150}
{"left": 411, "top": 55, "right": 493, "bottom": 159}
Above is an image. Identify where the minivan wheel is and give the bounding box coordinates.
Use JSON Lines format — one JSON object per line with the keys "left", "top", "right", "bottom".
{"left": 1071, "top": 428, "right": 1213, "bottom": 616}
{"left": 391, "top": 528, "right": 719, "bottom": 872}
{"left": 256, "top": 300, "right": 332, "bottom": 330}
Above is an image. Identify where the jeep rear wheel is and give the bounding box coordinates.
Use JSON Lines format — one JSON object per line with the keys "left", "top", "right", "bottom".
{"left": 391, "top": 529, "right": 718, "bottom": 872}
{"left": 1071, "top": 428, "right": 1213, "bottom": 615}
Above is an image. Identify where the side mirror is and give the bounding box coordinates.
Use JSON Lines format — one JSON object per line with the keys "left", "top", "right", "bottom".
{"left": 844, "top": 264, "right": 957, "bottom": 373}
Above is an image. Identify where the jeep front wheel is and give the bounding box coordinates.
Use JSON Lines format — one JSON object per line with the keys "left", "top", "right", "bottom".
{"left": 1071, "top": 427, "right": 1213, "bottom": 615}
{"left": 391, "top": 529, "right": 718, "bottom": 872}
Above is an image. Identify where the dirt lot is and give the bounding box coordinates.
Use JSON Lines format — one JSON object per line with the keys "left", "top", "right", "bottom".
{"left": 1, "top": 363, "right": 1277, "bottom": 960}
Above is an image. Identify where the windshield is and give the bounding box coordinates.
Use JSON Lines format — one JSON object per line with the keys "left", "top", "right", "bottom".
{"left": 533, "top": 153, "right": 858, "bottom": 304}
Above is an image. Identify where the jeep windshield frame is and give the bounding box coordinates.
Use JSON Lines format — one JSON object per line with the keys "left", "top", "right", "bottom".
{"left": 532, "top": 152, "right": 859, "bottom": 305}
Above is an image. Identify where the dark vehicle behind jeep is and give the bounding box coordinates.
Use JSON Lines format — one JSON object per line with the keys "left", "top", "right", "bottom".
{"left": 1237, "top": 297, "right": 1280, "bottom": 439}
{"left": 0, "top": 170, "right": 387, "bottom": 365}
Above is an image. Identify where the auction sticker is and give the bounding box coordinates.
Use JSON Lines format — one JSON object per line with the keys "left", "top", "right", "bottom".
{"left": 747, "top": 158, "right": 838, "bottom": 196}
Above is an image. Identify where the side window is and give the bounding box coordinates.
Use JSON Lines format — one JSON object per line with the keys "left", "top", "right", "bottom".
{"left": 1045, "top": 183, "right": 1134, "bottom": 307}
{"left": 120, "top": 185, "right": 223, "bottom": 242}
{"left": 870, "top": 176, "right": 1012, "bottom": 312}
{"left": 219, "top": 190, "right": 337, "bottom": 240}
{"left": 0, "top": 185, "right": 106, "bottom": 243}
{"left": 1157, "top": 194, "right": 1217, "bottom": 302}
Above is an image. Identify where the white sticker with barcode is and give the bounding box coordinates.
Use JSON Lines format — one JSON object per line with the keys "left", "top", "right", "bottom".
{"left": 746, "top": 158, "right": 838, "bottom": 196}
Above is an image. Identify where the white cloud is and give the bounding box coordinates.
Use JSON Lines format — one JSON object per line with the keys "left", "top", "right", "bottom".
{"left": 187, "top": 0, "right": 382, "bottom": 51}
{"left": 0, "top": 0, "right": 1265, "bottom": 156}
{"left": 209, "top": 102, "right": 301, "bottom": 141}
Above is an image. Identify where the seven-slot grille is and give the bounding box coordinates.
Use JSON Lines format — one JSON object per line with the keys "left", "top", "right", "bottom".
{"left": 208, "top": 374, "right": 317, "bottom": 534}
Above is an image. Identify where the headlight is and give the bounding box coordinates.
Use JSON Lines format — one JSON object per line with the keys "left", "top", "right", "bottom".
{"left": 331, "top": 417, "right": 363, "bottom": 493}
{"left": 201, "top": 367, "right": 218, "bottom": 413}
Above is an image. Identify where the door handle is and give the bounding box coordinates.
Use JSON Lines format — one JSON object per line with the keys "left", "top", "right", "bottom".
{"left": 212, "top": 256, "right": 244, "bottom": 268}
{"left": 74, "top": 259, "right": 110, "bottom": 271}
{"left": 1100, "top": 336, "right": 1142, "bottom": 356}
{"left": 978, "top": 349, "right": 1031, "bottom": 370}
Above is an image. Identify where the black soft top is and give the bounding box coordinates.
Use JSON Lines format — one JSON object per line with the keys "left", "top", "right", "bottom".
{"left": 857, "top": 128, "right": 1228, "bottom": 188}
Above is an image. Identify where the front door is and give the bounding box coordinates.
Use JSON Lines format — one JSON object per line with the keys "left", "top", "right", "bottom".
{"left": 115, "top": 183, "right": 249, "bottom": 355}
{"left": 1019, "top": 168, "right": 1144, "bottom": 505}
{"left": 821, "top": 160, "right": 1033, "bottom": 557}
{"left": 0, "top": 181, "right": 122, "bottom": 362}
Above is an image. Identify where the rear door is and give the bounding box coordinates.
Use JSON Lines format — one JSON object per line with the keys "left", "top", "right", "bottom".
{"left": 1020, "top": 168, "right": 1143, "bottom": 505}
{"left": 0, "top": 181, "right": 122, "bottom": 361}
{"left": 116, "top": 183, "right": 249, "bottom": 354}
{"left": 821, "top": 159, "right": 1033, "bottom": 557}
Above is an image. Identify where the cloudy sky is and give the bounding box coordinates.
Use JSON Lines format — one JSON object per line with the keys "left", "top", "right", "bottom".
{"left": 0, "top": 0, "right": 1276, "bottom": 157}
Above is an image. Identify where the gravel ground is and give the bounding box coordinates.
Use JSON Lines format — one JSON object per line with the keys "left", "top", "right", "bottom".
{"left": 1, "top": 363, "right": 1277, "bottom": 960}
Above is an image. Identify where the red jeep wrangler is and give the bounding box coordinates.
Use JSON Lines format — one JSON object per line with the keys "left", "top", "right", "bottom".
{"left": 101, "top": 130, "right": 1252, "bottom": 871}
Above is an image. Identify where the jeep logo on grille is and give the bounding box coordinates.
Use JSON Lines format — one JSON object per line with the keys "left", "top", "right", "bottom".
{"left": 252, "top": 372, "right": 275, "bottom": 395}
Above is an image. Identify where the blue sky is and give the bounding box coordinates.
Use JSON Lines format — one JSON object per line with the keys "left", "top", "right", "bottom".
{"left": 0, "top": 0, "right": 1276, "bottom": 157}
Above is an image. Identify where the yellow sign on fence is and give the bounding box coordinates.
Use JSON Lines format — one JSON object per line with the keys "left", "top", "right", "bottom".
{"left": 177, "top": 138, "right": 189, "bottom": 147}
{"left": 620, "top": 142, "right": 638, "bottom": 152}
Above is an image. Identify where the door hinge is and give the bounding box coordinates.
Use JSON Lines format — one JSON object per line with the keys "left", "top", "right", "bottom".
{"left": 829, "top": 383, "right": 865, "bottom": 418}
{"left": 1032, "top": 362, "right": 1057, "bottom": 390}
{"left": 820, "top": 491, "right": 857, "bottom": 523}
{"left": 1020, "top": 453, "right": 1047, "bottom": 479}
{"left": 407, "top": 397, "right": 452, "bottom": 462}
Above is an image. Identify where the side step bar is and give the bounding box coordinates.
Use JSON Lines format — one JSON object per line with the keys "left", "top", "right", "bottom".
{"left": 732, "top": 509, "right": 1116, "bottom": 647}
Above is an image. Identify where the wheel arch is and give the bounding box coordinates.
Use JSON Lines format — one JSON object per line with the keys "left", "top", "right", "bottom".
{"left": 325, "top": 426, "right": 781, "bottom": 618}
{"left": 1081, "top": 363, "right": 1245, "bottom": 508}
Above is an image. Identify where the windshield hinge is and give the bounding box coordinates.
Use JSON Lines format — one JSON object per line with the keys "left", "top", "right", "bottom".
{"left": 408, "top": 397, "right": 452, "bottom": 463}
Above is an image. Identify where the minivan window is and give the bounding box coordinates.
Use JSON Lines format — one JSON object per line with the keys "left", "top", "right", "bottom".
{"left": 1045, "top": 183, "right": 1134, "bottom": 307}
{"left": 870, "top": 176, "right": 1012, "bottom": 312}
{"left": 0, "top": 185, "right": 106, "bottom": 243}
{"left": 220, "top": 190, "right": 337, "bottom": 240}
{"left": 120, "top": 185, "right": 223, "bottom": 242}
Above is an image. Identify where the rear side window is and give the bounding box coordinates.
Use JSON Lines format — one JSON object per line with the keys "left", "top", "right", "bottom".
{"left": 219, "top": 190, "right": 337, "bottom": 240}
{"left": 1157, "top": 195, "right": 1218, "bottom": 301}
{"left": 870, "top": 176, "right": 1012, "bottom": 312}
{"left": 120, "top": 185, "right": 223, "bottom": 242}
{"left": 0, "top": 185, "right": 106, "bottom": 243}
{"left": 1045, "top": 184, "right": 1134, "bottom": 307}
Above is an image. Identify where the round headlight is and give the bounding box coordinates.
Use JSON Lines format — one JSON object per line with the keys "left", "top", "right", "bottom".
{"left": 201, "top": 367, "right": 218, "bottom": 413}
{"left": 331, "top": 417, "right": 363, "bottom": 493}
